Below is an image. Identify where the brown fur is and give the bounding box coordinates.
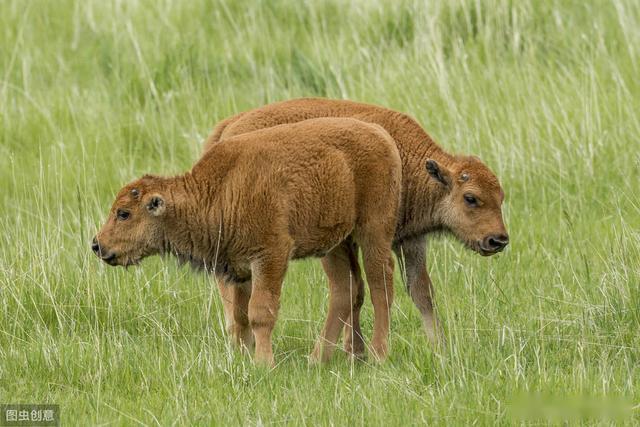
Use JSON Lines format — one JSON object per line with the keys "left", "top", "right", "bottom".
{"left": 206, "top": 98, "right": 509, "bottom": 355}
{"left": 93, "top": 118, "right": 402, "bottom": 365}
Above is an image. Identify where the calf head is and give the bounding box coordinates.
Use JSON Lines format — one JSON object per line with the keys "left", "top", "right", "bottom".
{"left": 92, "top": 175, "right": 167, "bottom": 267}
{"left": 426, "top": 156, "right": 509, "bottom": 256}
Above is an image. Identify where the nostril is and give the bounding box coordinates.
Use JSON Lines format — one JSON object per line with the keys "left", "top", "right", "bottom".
{"left": 494, "top": 234, "right": 509, "bottom": 246}
{"left": 91, "top": 237, "right": 100, "bottom": 253}
{"left": 489, "top": 234, "right": 509, "bottom": 249}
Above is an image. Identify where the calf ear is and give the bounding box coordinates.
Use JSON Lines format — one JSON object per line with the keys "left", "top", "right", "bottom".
{"left": 426, "top": 159, "right": 451, "bottom": 187}
{"left": 146, "top": 194, "right": 166, "bottom": 217}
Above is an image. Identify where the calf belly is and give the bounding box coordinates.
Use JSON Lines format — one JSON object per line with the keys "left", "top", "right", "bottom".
{"left": 290, "top": 222, "right": 353, "bottom": 259}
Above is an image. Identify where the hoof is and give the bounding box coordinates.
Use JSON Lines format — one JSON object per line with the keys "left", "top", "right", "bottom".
{"left": 309, "top": 343, "right": 334, "bottom": 364}
{"left": 369, "top": 343, "right": 388, "bottom": 362}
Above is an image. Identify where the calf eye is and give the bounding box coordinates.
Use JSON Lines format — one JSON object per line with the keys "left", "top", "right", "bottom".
{"left": 117, "top": 209, "right": 130, "bottom": 220}
{"left": 463, "top": 194, "right": 478, "bottom": 207}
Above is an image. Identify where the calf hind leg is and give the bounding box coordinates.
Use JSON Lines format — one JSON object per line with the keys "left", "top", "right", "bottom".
{"left": 360, "top": 243, "right": 395, "bottom": 361}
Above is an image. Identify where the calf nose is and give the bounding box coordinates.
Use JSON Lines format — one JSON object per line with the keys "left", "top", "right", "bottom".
{"left": 484, "top": 234, "right": 509, "bottom": 252}
{"left": 91, "top": 236, "right": 100, "bottom": 254}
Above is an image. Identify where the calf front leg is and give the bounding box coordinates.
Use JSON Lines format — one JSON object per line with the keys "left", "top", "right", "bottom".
{"left": 340, "top": 239, "right": 366, "bottom": 358}
{"left": 249, "top": 251, "right": 289, "bottom": 366}
{"left": 395, "top": 235, "right": 442, "bottom": 346}
{"left": 217, "top": 278, "right": 254, "bottom": 351}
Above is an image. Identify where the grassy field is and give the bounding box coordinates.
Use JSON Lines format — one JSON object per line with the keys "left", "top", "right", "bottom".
{"left": 1, "top": 0, "right": 639, "bottom": 424}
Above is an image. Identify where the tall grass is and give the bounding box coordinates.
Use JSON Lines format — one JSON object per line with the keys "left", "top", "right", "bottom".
{"left": 1, "top": 0, "right": 639, "bottom": 424}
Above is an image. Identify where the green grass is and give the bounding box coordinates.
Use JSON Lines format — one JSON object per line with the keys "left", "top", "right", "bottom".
{"left": 1, "top": 0, "right": 639, "bottom": 424}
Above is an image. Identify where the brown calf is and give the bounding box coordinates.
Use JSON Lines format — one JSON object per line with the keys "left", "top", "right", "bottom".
{"left": 93, "top": 118, "right": 402, "bottom": 365}
{"left": 206, "top": 98, "right": 508, "bottom": 357}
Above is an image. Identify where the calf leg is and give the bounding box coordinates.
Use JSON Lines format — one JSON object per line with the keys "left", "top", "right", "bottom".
{"left": 360, "top": 244, "right": 395, "bottom": 361}
{"left": 340, "top": 240, "right": 366, "bottom": 358}
{"left": 217, "top": 278, "right": 254, "bottom": 350}
{"left": 394, "top": 236, "right": 442, "bottom": 346}
{"left": 311, "top": 240, "right": 365, "bottom": 363}
{"left": 249, "top": 250, "right": 290, "bottom": 366}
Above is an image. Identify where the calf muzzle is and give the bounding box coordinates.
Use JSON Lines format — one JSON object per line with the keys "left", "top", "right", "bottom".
{"left": 91, "top": 236, "right": 117, "bottom": 265}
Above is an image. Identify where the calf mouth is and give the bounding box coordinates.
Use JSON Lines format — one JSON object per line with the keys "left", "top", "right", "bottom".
{"left": 100, "top": 253, "right": 118, "bottom": 266}
{"left": 107, "top": 255, "right": 143, "bottom": 268}
{"left": 93, "top": 239, "right": 143, "bottom": 267}
{"left": 479, "top": 246, "right": 505, "bottom": 256}
{"left": 122, "top": 257, "right": 142, "bottom": 267}
{"left": 97, "top": 252, "right": 141, "bottom": 267}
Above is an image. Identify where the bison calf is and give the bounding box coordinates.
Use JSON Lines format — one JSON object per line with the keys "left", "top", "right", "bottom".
{"left": 93, "top": 118, "right": 402, "bottom": 365}
{"left": 205, "top": 98, "right": 509, "bottom": 356}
